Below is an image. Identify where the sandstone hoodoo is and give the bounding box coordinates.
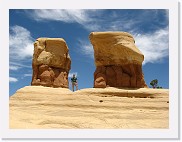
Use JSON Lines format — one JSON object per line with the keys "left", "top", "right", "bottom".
{"left": 31, "top": 38, "right": 71, "bottom": 88}
{"left": 89, "top": 32, "right": 147, "bottom": 88}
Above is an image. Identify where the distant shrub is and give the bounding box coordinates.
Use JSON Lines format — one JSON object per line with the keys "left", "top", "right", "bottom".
{"left": 150, "top": 79, "right": 162, "bottom": 89}
{"left": 150, "top": 79, "right": 158, "bottom": 88}
{"left": 157, "top": 86, "right": 162, "bottom": 89}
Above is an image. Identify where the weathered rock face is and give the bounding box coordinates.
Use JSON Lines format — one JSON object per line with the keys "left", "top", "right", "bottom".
{"left": 31, "top": 38, "right": 71, "bottom": 88}
{"left": 89, "top": 32, "right": 147, "bottom": 88}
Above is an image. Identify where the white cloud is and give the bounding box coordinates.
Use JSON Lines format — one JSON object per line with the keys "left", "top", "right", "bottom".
{"left": 28, "top": 9, "right": 168, "bottom": 32}
{"left": 31, "top": 9, "right": 88, "bottom": 24}
{"left": 9, "top": 65, "right": 21, "bottom": 71}
{"left": 10, "top": 62, "right": 32, "bottom": 68}
{"left": 9, "top": 25, "right": 34, "bottom": 61}
{"left": 78, "top": 40, "right": 94, "bottom": 59}
{"left": 28, "top": 9, "right": 105, "bottom": 31}
{"left": 134, "top": 27, "right": 169, "bottom": 64}
{"left": 9, "top": 77, "right": 18, "bottom": 83}
{"left": 21, "top": 74, "right": 32, "bottom": 79}
{"left": 68, "top": 72, "right": 78, "bottom": 78}
{"left": 9, "top": 26, "right": 34, "bottom": 83}
{"left": 23, "top": 74, "right": 32, "bottom": 77}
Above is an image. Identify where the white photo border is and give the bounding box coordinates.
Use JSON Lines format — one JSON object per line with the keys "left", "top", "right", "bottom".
{"left": 0, "top": 0, "right": 179, "bottom": 139}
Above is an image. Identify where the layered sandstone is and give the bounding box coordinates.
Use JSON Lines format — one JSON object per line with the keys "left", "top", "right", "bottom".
{"left": 31, "top": 38, "right": 71, "bottom": 88}
{"left": 89, "top": 32, "right": 147, "bottom": 88}
{"left": 10, "top": 86, "right": 169, "bottom": 129}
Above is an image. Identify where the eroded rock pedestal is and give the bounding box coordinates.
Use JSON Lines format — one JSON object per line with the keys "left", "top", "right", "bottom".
{"left": 89, "top": 32, "right": 147, "bottom": 88}
{"left": 31, "top": 38, "right": 71, "bottom": 88}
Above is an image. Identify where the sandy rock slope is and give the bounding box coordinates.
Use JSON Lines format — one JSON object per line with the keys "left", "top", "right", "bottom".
{"left": 10, "top": 86, "right": 168, "bottom": 129}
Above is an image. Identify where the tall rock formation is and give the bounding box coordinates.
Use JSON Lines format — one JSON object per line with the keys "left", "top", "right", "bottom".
{"left": 89, "top": 32, "right": 147, "bottom": 88}
{"left": 31, "top": 38, "right": 71, "bottom": 88}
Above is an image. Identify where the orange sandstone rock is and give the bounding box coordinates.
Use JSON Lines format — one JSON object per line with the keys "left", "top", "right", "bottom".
{"left": 31, "top": 38, "right": 71, "bottom": 88}
{"left": 89, "top": 32, "right": 147, "bottom": 88}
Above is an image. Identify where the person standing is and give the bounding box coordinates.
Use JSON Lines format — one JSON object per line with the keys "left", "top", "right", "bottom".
{"left": 71, "top": 74, "right": 78, "bottom": 91}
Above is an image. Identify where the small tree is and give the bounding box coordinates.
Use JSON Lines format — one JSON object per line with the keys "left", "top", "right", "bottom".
{"left": 150, "top": 79, "right": 158, "bottom": 88}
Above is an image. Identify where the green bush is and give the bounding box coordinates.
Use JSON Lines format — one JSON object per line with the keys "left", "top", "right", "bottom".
{"left": 150, "top": 79, "right": 162, "bottom": 89}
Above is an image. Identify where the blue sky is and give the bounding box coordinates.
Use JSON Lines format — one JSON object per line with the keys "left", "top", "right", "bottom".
{"left": 9, "top": 9, "right": 169, "bottom": 96}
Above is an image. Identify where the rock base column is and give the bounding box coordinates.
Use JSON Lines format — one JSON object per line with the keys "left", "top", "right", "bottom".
{"left": 94, "top": 64, "right": 147, "bottom": 88}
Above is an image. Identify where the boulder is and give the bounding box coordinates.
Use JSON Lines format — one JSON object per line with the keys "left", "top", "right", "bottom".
{"left": 31, "top": 38, "right": 71, "bottom": 88}
{"left": 89, "top": 32, "right": 147, "bottom": 88}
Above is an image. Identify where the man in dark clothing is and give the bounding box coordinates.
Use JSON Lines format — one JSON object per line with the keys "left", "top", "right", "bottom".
{"left": 71, "top": 74, "right": 78, "bottom": 91}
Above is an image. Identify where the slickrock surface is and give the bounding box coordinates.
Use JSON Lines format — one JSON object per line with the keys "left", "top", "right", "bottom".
{"left": 10, "top": 86, "right": 169, "bottom": 129}
{"left": 89, "top": 32, "right": 147, "bottom": 88}
{"left": 31, "top": 38, "right": 71, "bottom": 88}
